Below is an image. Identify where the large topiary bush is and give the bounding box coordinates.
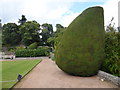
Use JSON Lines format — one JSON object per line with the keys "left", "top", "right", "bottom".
{"left": 55, "top": 6, "right": 105, "bottom": 76}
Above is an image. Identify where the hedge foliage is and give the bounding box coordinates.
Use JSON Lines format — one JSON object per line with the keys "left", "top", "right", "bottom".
{"left": 15, "top": 47, "right": 50, "bottom": 57}
{"left": 28, "top": 42, "right": 38, "bottom": 49}
{"left": 55, "top": 6, "right": 105, "bottom": 76}
{"left": 101, "top": 28, "right": 120, "bottom": 77}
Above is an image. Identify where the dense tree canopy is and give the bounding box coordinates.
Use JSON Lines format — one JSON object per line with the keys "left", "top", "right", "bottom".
{"left": 2, "top": 14, "right": 66, "bottom": 47}
{"left": 46, "top": 24, "right": 66, "bottom": 48}
{"left": 19, "top": 21, "right": 41, "bottom": 46}
{"left": 56, "top": 24, "right": 64, "bottom": 32}
{"left": 2, "top": 23, "right": 21, "bottom": 46}
{"left": 54, "top": 24, "right": 66, "bottom": 48}
{"left": 41, "top": 23, "right": 53, "bottom": 46}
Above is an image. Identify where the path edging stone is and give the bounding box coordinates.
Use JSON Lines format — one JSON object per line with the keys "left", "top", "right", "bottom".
{"left": 98, "top": 70, "right": 120, "bottom": 86}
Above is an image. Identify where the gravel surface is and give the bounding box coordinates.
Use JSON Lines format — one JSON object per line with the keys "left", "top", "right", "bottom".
{"left": 13, "top": 57, "right": 118, "bottom": 88}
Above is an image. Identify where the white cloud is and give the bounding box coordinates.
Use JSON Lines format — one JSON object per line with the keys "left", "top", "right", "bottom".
{"left": 1, "top": 0, "right": 119, "bottom": 31}
{"left": 63, "top": 0, "right": 119, "bottom": 28}
{"left": 21, "top": 0, "right": 74, "bottom": 30}
{"left": 62, "top": 12, "right": 80, "bottom": 27}
{"left": 0, "top": 0, "right": 73, "bottom": 28}
{"left": 102, "top": 0, "right": 119, "bottom": 27}
{"left": 0, "top": 0, "right": 25, "bottom": 23}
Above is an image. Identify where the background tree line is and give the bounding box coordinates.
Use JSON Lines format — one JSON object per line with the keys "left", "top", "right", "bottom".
{"left": 2, "top": 15, "right": 66, "bottom": 48}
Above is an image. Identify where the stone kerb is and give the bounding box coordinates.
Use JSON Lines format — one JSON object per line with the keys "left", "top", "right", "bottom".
{"left": 98, "top": 70, "right": 120, "bottom": 86}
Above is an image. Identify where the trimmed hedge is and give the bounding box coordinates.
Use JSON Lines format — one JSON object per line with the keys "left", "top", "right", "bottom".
{"left": 55, "top": 6, "right": 105, "bottom": 76}
{"left": 15, "top": 47, "right": 50, "bottom": 57}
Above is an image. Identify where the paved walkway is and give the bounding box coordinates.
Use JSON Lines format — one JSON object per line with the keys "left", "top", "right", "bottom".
{"left": 14, "top": 57, "right": 118, "bottom": 88}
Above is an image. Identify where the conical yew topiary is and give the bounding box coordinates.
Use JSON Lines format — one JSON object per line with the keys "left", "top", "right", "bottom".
{"left": 55, "top": 6, "right": 105, "bottom": 76}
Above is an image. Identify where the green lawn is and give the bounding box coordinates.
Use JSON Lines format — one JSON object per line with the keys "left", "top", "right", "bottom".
{"left": 1, "top": 59, "right": 41, "bottom": 89}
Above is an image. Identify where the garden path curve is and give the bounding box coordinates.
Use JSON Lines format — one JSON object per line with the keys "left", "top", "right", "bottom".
{"left": 14, "top": 57, "right": 118, "bottom": 88}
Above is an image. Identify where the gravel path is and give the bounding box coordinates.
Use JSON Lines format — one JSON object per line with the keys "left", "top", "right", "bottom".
{"left": 14, "top": 57, "right": 118, "bottom": 88}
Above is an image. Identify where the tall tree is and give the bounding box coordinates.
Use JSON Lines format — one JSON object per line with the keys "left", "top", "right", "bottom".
{"left": 56, "top": 24, "right": 64, "bottom": 29}
{"left": 2, "top": 23, "right": 21, "bottom": 46}
{"left": 19, "top": 21, "right": 41, "bottom": 46}
{"left": 55, "top": 24, "right": 64, "bottom": 36}
{"left": 41, "top": 23, "right": 53, "bottom": 46}
{"left": 42, "top": 23, "right": 53, "bottom": 34}
{"left": 47, "top": 24, "right": 66, "bottom": 48}
{"left": 18, "top": 15, "right": 27, "bottom": 25}
{"left": 54, "top": 24, "right": 66, "bottom": 48}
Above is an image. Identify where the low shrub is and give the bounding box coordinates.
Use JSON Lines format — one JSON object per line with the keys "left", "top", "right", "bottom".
{"left": 15, "top": 47, "right": 50, "bottom": 57}
{"left": 16, "top": 46, "right": 26, "bottom": 50}
{"left": 8, "top": 47, "right": 16, "bottom": 52}
{"left": 28, "top": 42, "right": 38, "bottom": 49}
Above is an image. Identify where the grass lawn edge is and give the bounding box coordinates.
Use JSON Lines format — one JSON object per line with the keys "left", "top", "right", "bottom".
{"left": 10, "top": 59, "right": 42, "bottom": 89}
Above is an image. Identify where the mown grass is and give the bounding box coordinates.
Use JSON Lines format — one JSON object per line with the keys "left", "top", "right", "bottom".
{"left": 1, "top": 59, "right": 41, "bottom": 89}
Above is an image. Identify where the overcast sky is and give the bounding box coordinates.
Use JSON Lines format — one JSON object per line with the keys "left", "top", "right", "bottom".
{"left": 0, "top": 0, "right": 119, "bottom": 30}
